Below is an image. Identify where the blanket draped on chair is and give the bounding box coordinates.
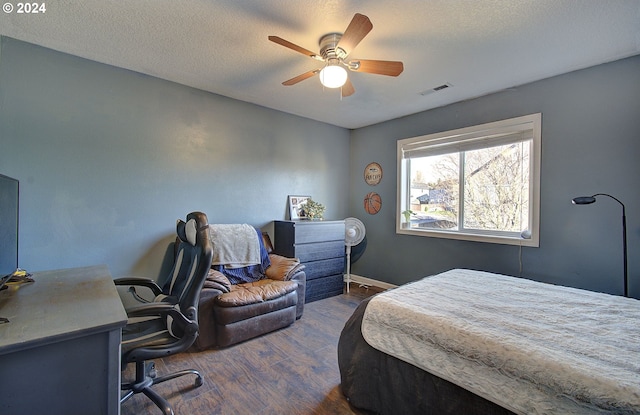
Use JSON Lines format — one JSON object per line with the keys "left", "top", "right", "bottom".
{"left": 210, "top": 224, "right": 261, "bottom": 268}
{"left": 209, "top": 224, "right": 270, "bottom": 285}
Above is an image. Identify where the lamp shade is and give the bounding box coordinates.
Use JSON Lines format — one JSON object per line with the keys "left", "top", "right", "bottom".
{"left": 572, "top": 196, "right": 596, "bottom": 205}
{"left": 319, "top": 64, "right": 348, "bottom": 88}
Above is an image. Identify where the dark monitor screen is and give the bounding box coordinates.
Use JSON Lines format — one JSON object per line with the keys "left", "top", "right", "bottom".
{"left": 0, "top": 174, "right": 19, "bottom": 278}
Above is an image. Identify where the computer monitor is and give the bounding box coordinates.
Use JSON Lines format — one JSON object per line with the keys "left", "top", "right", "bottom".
{"left": 0, "top": 174, "right": 19, "bottom": 279}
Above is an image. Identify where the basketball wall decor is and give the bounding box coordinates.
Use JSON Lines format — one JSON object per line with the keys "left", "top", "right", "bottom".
{"left": 364, "top": 162, "right": 383, "bottom": 185}
{"left": 364, "top": 192, "right": 382, "bottom": 215}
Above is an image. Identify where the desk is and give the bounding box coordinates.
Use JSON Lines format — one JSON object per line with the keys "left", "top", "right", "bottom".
{"left": 0, "top": 265, "right": 127, "bottom": 415}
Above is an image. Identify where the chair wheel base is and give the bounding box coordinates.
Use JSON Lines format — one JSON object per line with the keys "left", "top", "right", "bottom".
{"left": 147, "top": 361, "right": 157, "bottom": 378}
{"left": 121, "top": 360, "right": 204, "bottom": 415}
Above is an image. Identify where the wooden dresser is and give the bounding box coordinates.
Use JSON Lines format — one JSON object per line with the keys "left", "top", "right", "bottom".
{"left": 273, "top": 220, "right": 345, "bottom": 302}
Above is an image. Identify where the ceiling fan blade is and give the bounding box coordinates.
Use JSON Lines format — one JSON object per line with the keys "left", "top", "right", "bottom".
{"left": 337, "top": 13, "right": 373, "bottom": 56}
{"left": 350, "top": 59, "right": 404, "bottom": 76}
{"left": 269, "top": 36, "right": 319, "bottom": 59}
{"left": 341, "top": 78, "right": 355, "bottom": 97}
{"left": 282, "top": 70, "right": 320, "bottom": 86}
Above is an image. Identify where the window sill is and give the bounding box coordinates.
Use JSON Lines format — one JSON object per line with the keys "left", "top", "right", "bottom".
{"left": 396, "top": 226, "right": 539, "bottom": 247}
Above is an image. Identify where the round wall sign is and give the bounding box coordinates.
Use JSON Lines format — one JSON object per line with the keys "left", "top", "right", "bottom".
{"left": 364, "top": 162, "right": 383, "bottom": 185}
{"left": 364, "top": 192, "right": 382, "bottom": 215}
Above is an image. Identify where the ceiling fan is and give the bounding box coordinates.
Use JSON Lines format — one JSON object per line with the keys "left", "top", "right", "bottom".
{"left": 269, "top": 13, "right": 404, "bottom": 97}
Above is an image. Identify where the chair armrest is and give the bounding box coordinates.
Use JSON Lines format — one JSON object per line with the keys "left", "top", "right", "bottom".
{"left": 122, "top": 303, "right": 199, "bottom": 362}
{"left": 203, "top": 269, "right": 231, "bottom": 293}
{"left": 126, "top": 302, "right": 187, "bottom": 320}
{"left": 265, "top": 254, "right": 305, "bottom": 281}
{"left": 114, "top": 276, "right": 163, "bottom": 296}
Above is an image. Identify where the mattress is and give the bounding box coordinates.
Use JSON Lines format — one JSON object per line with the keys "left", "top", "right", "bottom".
{"left": 338, "top": 296, "right": 515, "bottom": 415}
{"left": 361, "top": 269, "right": 640, "bottom": 415}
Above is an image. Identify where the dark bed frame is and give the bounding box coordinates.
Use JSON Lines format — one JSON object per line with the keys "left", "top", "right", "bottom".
{"left": 338, "top": 297, "right": 516, "bottom": 415}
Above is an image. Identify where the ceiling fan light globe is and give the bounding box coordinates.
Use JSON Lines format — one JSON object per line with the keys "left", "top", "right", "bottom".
{"left": 319, "top": 65, "right": 348, "bottom": 88}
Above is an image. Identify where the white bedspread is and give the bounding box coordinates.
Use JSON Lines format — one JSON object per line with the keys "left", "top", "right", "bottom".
{"left": 361, "top": 269, "right": 640, "bottom": 415}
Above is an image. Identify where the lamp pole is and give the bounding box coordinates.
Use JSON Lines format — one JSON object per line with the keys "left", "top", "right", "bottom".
{"left": 572, "top": 193, "right": 628, "bottom": 297}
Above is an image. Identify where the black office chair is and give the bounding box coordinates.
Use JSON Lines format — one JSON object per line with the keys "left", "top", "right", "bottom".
{"left": 117, "top": 211, "right": 213, "bottom": 415}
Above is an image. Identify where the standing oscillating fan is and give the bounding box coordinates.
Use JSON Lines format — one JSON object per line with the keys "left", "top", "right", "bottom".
{"left": 344, "top": 217, "right": 366, "bottom": 293}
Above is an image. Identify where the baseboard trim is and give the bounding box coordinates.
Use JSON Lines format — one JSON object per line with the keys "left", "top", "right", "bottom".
{"left": 344, "top": 274, "right": 397, "bottom": 291}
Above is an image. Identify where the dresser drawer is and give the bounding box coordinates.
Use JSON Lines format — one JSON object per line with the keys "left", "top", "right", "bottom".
{"left": 294, "top": 240, "right": 344, "bottom": 262}
{"left": 274, "top": 220, "right": 344, "bottom": 247}
{"left": 306, "top": 275, "right": 344, "bottom": 303}
{"left": 291, "top": 221, "right": 344, "bottom": 243}
{"left": 303, "top": 257, "right": 344, "bottom": 280}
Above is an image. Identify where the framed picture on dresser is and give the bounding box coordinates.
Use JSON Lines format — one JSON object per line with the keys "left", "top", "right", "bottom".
{"left": 288, "top": 195, "right": 310, "bottom": 220}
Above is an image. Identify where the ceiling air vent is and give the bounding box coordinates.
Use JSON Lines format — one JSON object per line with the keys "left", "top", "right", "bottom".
{"left": 419, "top": 83, "right": 452, "bottom": 96}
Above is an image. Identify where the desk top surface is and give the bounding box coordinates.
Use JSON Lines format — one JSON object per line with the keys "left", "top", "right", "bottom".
{"left": 0, "top": 265, "right": 127, "bottom": 354}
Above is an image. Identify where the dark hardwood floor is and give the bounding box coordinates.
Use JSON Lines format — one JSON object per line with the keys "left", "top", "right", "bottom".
{"left": 121, "top": 283, "right": 384, "bottom": 415}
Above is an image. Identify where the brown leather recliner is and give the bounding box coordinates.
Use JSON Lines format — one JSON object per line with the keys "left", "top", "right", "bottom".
{"left": 191, "top": 229, "right": 305, "bottom": 350}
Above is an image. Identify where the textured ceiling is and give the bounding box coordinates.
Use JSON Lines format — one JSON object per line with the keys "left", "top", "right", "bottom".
{"left": 1, "top": 1, "right": 639, "bottom": 129}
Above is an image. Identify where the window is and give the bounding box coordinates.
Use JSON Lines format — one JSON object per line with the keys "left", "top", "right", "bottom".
{"left": 397, "top": 113, "right": 541, "bottom": 246}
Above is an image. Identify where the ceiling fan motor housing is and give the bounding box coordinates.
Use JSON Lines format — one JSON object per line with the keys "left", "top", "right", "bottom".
{"left": 319, "top": 33, "right": 347, "bottom": 61}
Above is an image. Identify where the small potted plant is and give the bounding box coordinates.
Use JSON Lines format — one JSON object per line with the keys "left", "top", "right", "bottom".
{"left": 302, "top": 198, "right": 326, "bottom": 220}
{"left": 402, "top": 209, "right": 413, "bottom": 228}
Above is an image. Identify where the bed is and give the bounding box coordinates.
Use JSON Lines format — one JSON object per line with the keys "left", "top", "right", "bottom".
{"left": 338, "top": 269, "right": 640, "bottom": 415}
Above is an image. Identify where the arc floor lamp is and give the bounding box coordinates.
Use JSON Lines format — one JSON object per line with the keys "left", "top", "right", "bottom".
{"left": 572, "top": 193, "right": 628, "bottom": 297}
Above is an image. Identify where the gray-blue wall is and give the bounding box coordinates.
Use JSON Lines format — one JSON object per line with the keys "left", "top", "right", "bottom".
{"left": 0, "top": 37, "right": 350, "bottom": 278}
{"left": 2, "top": 36, "right": 639, "bottom": 298}
{"left": 350, "top": 55, "right": 640, "bottom": 298}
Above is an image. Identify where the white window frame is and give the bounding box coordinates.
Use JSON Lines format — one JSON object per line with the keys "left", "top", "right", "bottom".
{"left": 396, "top": 113, "right": 541, "bottom": 247}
